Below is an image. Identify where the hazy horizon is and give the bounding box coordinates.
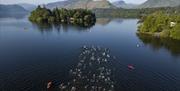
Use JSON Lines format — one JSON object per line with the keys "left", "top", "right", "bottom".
{"left": 0, "top": 0, "right": 147, "bottom": 5}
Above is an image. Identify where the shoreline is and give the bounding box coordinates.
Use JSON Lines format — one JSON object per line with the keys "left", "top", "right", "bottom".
{"left": 136, "top": 31, "right": 180, "bottom": 41}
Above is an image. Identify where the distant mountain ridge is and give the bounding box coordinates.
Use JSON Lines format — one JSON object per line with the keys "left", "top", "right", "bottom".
{"left": 46, "top": 0, "right": 180, "bottom": 9}
{"left": 46, "top": 0, "right": 115, "bottom": 9}
{"left": 0, "top": 4, "right": 28, "bottom": 13}
{"left": 112, "top": 0, "right": 138, "bottom": 9}
{"left": 138, "top": 0, "right": 180, "bottom": 8}
{"left": 0, "top": 4, "right": 28, "bottom": 17}
{"left": 46, "top": 0, "right": 74, "bottom": 9}
{"left": 67, "top": 0, "right": 115, "bottom": 9}
{"left": 18, "top": 3, "right": 36, "bottom": 11}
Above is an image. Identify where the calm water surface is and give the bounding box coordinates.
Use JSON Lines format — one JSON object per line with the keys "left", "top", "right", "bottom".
{"left": 0, "top": 17, "right": 180, "bottom": 91}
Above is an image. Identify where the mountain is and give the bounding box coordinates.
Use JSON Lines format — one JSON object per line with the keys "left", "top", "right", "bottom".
{"left": 46, "top": 0, "right": 115, "bottom": 9}
{"left": 66, "top": 0, "right": 115, "bottom": 9}
{"left": 112, "top": 0, "right": 138, "bottom": 9}
{"left": 46, "top": 0, "right": 75, "bottom": 9}
{"left": 0, "top": 4, "right": 28, "bottom": 18}
{"left": 18, "top": 3, "right": 36, "bottom": 11}
{"left": 112, "top": 0, "right": 126, "bottom": 6}
{"left": 138, "top": 0, "right": 180, "bottom": 8}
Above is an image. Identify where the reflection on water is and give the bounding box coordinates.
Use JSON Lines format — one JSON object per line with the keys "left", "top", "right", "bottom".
{"left": 32, "top": 18, "right": 123, "bottom": 33}
{"left": 96, "top": 18, "right": 123, "bottom": 26}
{"left": 96, "top": 18, "right": 112, "bottom": 26}
{"left": 32, "top": 22, "right": 96, "bottom": 33}
{"left": 137, "top": 33, "right": 180, "bottom": 56}
{"left": 0, "top": 13, "right": 28, "bottom": 19}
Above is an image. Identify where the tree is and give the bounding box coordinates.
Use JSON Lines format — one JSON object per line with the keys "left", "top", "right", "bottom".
{"left": 138, "top": 11, "right": 180, "bottom": 40}
{"left": 29, "top": 7, "right": 96, "bottom": 27}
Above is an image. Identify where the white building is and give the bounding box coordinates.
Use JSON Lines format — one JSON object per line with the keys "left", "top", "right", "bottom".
{"left": 170, "top": 22, "right": 176, "bottom": 27}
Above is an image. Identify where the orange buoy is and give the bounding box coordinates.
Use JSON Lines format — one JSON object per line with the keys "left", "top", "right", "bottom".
{"left": 47, "top": 81, "right": 52, "bottom": 89}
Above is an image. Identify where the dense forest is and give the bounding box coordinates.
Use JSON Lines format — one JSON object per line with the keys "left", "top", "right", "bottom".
{"left": 29, "top": 6, "right": 96, "bottom": 27}
{"left": 138, "top": 11, "right": 180, "bottom": 40}
{"left": 93, "top": 6, "right": 180, "bottom": 18}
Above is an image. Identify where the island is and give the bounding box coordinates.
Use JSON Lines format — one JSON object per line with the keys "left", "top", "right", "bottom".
{"left": 138, "top": 11, "right": 180, "bottom": 40}
{"left": 29, "top": 6, "right": 96, "bottom": 27}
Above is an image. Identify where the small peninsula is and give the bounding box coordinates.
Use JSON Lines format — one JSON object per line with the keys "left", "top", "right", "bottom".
{"left": 138, "top": 11, "right": 180, "bottom": 40}
{"left": 29, "top": 6, "right": 96, "bottom": 27}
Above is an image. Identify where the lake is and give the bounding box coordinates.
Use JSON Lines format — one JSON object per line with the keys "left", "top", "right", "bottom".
{"left": 0, "top": 17, "right": 180, "bottom": 91}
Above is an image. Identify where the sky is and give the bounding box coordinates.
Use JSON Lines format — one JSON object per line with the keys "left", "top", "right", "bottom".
{"left": 0, "top": 0, "right": 147, "bottom": 5}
